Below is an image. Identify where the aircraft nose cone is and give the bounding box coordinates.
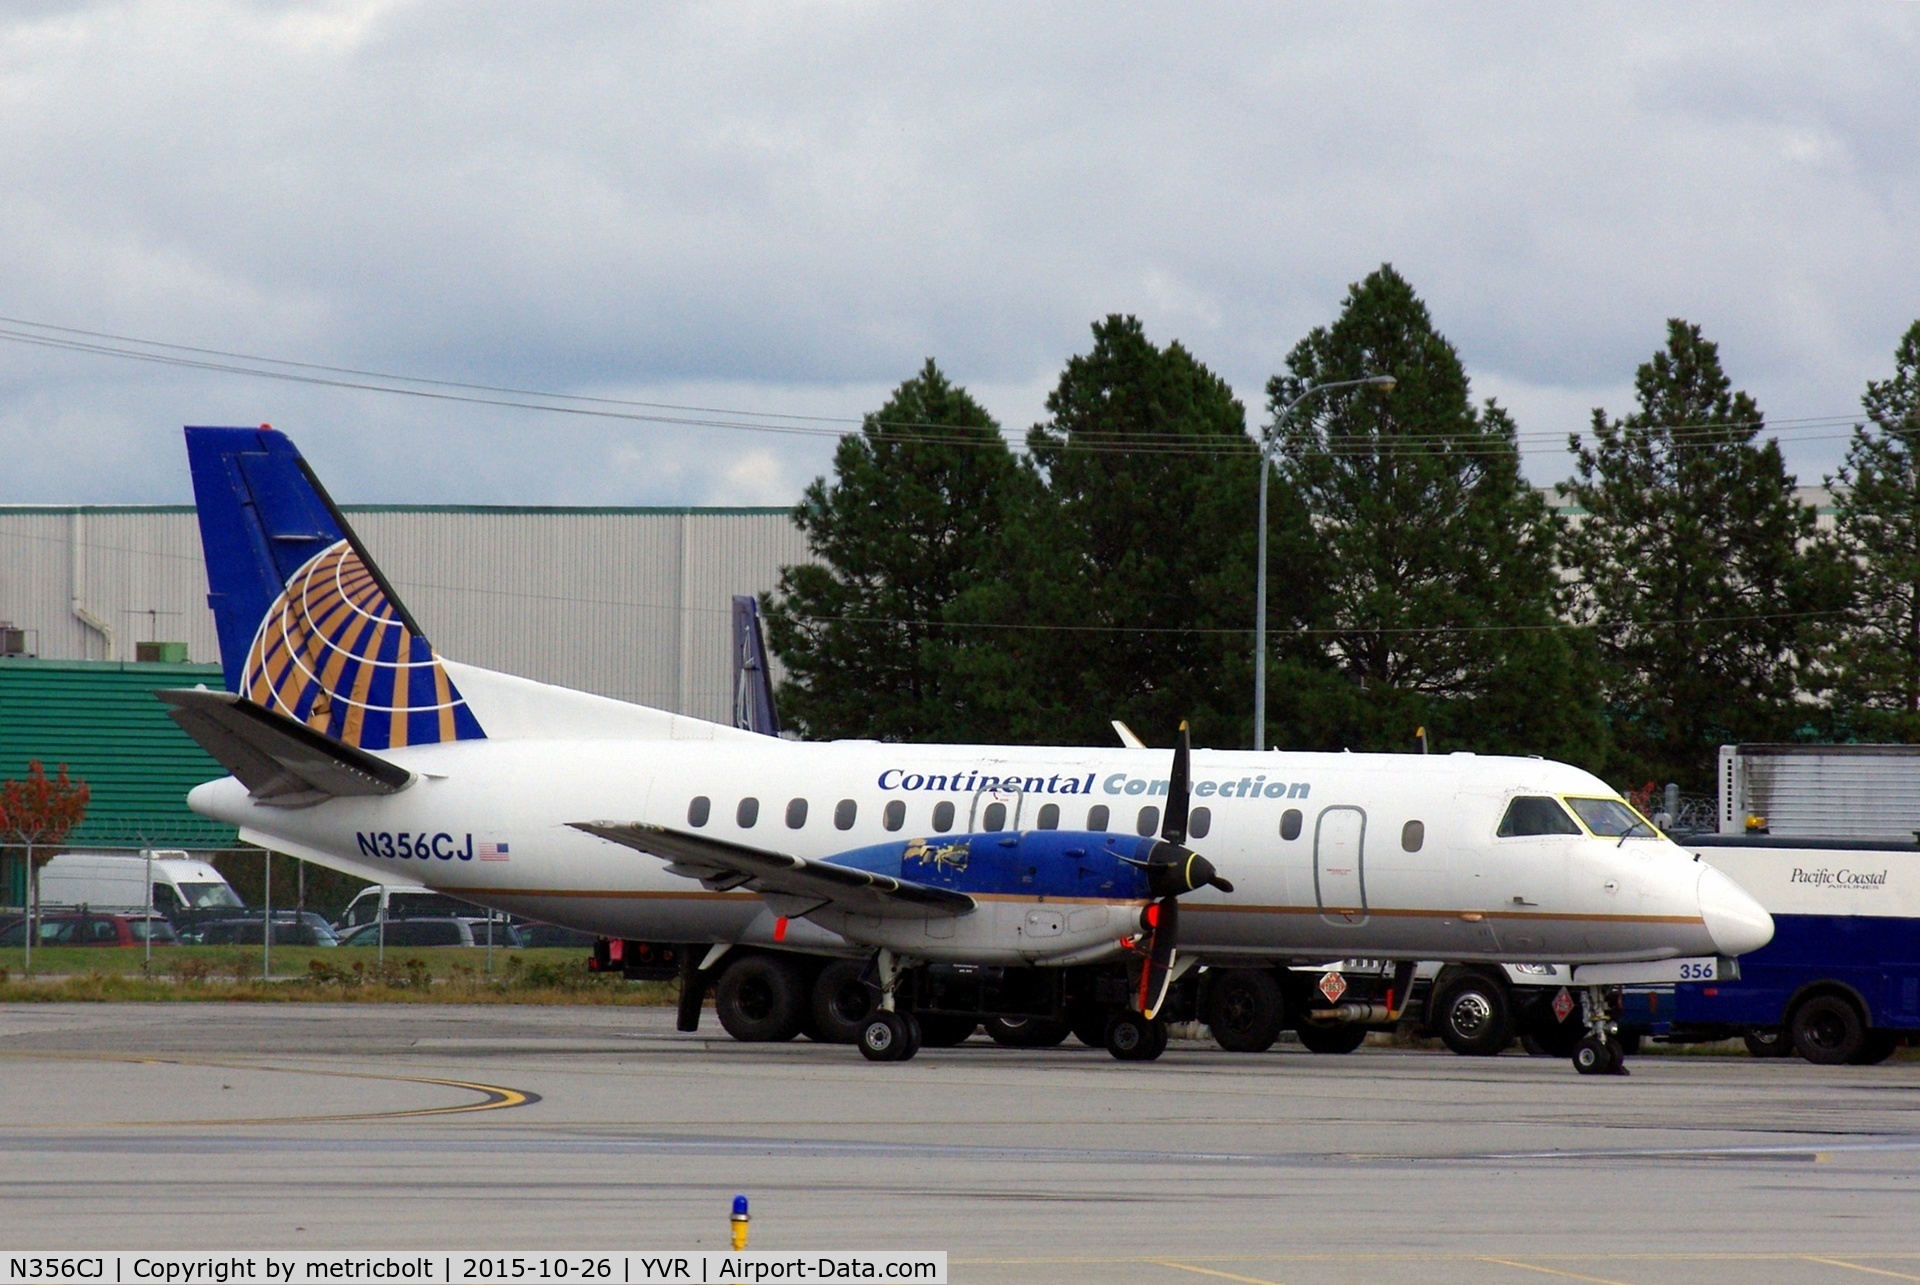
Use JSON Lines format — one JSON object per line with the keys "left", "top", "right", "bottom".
{"left": 1698, "top": 864, "right": 1773, "bottom": 957}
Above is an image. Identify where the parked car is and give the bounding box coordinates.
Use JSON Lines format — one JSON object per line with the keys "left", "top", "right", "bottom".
{"left": 0, "top": 911, "right": 177, "bottom": 947}
{"left": 336, "top": 917, "right": 522, "bottom": 948}
{"left": 514, "top": 921, "right": 598, "bottom": 948}
{"left": 178, "top": 912, "right": 340, "bottom": 947}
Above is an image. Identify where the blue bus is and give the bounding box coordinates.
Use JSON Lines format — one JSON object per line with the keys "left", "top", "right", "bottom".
{"left": 1651, "top": 834, "right": 1920, "bottom": 1064}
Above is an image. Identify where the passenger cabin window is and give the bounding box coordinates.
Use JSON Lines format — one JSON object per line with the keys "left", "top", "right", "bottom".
{"left": 1566, "top": 796, "right": 1650, "bottom": 838}
{"left": 834, "top": 799, "right": 857, "bottom": 830}
{"left": 982, "top": 802, "right": 1007, "bottom": 831}
{"left": 882, "top": 800, "right": 906, "bottom": 832}
{"left": 932, "top": 801, "right": 956, "bottom": 832}
{"left": 1087, "top": 805, "right": 1110, "bottom": 832}
{"left": 737, "top": 797, "right": 760, "bottom": 828}
{"left": 1136, "top": 805, "right": 1160, "bottom": 836}
{"left": 1401, "top": 819, "right": 1424, "bottom": 852}
{"left": 1036, "top": 803, "right": 1060, "bottom": 830}
{"left": 1188, "top": 807, "right": 1212, "bottom": 839}
{"left": 687, "top": 796, "right": 711, "bottom": 827}
{"left": 1280, "top": 808, "right": 1303, "bottom": 841}
{"left": 786, "top": 798, "right": 808, "bottom": 829}
{"left": 1497, "top": 796, "right": 1581, "bottom": 837}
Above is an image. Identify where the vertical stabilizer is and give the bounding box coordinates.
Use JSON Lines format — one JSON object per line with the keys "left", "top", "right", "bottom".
{"left": 184, "top": 426, "right": 485, "bottom": 750}
{"left": 731, "top": 594, "right": 781, "bottom": 737}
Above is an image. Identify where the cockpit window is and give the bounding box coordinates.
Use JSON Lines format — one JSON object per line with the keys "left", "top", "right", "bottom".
{"left": 1497, "top": 796, "right": 1582, "bottom": 837}
{"left": 1566, "top": 796, "right": 1654, "bottom": 838}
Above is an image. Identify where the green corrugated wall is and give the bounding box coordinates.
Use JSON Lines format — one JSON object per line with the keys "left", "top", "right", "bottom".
{"left": 0, "top": 660, "right": 239, "bottom": 854}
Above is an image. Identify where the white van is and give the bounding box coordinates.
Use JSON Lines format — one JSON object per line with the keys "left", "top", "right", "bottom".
{"left": 335, "top": 884, "right": 486, "bottom": 931}
{"left": 37, "top": 851, "right": 244, "bottom": 920}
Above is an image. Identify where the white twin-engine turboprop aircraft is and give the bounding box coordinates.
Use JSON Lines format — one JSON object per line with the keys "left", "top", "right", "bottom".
{"left": 169, "top": 426, "right": 1772, "bottom": 1074}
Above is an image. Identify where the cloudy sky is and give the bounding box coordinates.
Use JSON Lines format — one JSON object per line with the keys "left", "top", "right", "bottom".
{"left": 1, "top": 2, "right": 1915, "bottom": 505}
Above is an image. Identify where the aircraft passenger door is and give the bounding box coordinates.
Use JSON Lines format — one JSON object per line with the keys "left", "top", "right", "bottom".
{"left": 1314, "top": 806, "right": 1368, "bottom": 925}
{"left": 968, "top": 782, "right": 1026, "bottom": 831}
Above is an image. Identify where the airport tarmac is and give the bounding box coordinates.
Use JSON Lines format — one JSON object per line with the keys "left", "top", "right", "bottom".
{"left": 0, "top": 1003, "right": 1916, "bottom": 1285}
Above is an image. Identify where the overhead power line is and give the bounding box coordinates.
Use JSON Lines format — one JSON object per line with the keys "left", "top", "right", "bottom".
{"left": 0, "top": 313, "right": 1872, "bottom": 461}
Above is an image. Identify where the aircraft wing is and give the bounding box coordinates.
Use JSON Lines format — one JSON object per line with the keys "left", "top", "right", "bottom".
{"left": 568, "top": 822, "right": 976, "bottom": 918}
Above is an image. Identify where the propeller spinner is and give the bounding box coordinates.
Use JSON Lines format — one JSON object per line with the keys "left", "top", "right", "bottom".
{"left": 1132, "top": 721, "right": 1233, "bottom": 1019}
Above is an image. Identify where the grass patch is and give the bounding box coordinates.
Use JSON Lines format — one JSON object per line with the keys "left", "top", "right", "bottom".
{"left": 0, "top": 946, "right": 676, "bottom": 1005}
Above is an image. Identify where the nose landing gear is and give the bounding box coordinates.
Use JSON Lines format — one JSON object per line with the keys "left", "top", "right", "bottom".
{"left": 1571, "top": 986, "right": 1630, "bottom": 1076}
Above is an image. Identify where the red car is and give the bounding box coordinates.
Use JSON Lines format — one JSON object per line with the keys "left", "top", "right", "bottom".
{"left": 0, "top": 912, "right": 177, "bottom": 947}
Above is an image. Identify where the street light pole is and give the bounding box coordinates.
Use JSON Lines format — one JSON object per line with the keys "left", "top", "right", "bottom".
{"left": 1254, "top": 374, "right": 1396, "bottom": 750}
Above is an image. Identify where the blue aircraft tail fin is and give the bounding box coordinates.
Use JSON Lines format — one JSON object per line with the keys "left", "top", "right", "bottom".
{"left": 184, "top": 425, "right": 485, "bottom": 749}
{"left": 731, "top": 594, "right": 781, "bottom": 737}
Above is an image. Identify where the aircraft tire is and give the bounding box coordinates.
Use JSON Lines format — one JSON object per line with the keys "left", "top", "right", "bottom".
{"left": 1791, "top": 994, "right": 1866, "bottom": 1065}
{"left": 915, "top": 1014, "right": 978, "bottom": 1047}
{"left": 1849, "top": 1029, "right": 1900, "bottom": 1066}
{"left": 1432, "top": 972, "right": 1514, "bottom": 1056}
{"left": 714, "top": 954, "right": 807, "bottom": 1043}
{"left": 1203, "top": 969, "right": 1283, "bottom": 1053}
{"left": 1104, "top": 1012, "right": 1166, "bottom": 1062}
{"left": 1294, "top": 1020, "right": 1368, "bottom": 1055}
{"left": 809, "top": 959, "right": 878, "bottom": 1044}
{"left": 984, "top": 1015, "right": 1072, "bottom": 1048}
{"left": 1572, "top": 1034, "right": 1615, "bottom": 1075}
{"left": 1742, "top": 1026, "right": 1794, "bottom": 1058}
{"left": 859, "top": 1012, "right": 911, "bottom": 1062}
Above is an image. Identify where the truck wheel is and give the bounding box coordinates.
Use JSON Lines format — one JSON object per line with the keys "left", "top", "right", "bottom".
{"left": 714, "top": 954, "right": 806, "bottom": 1042}
{"left": 1742, "top": 1026, "right": 1793, "bottom": 1058}
{"left": 1069, "top": 1005, "right": 1111, "bottom": 1048}
{"left": 914, "top": 1014, "right": 978, "bottom": 1047}
{"left": 984, "top": 1015, "right": 1071, "bottom": 1048}
{"left": 1849, "top": 1029, "right": 1900, "bottom": 1066}
{"left": 1203, "top": 969, "right": 1283, "bottom": 1053}
{"left": 1791, "top": 994, "right": 1866, "bottom": 1065}
{"left": 809, "top": 959, "right": 876, "bottom": 1044}
{"left": 1294, "top": 1020, "right": 1368, "bottom": 1055}
{"left": 1432, "top": 973, "right": 1514, "bottom": 1056}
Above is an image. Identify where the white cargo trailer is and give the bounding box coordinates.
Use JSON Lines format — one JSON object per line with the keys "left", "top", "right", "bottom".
{"left": 1717, "top": 744, "right": 1920, "bottom": 839}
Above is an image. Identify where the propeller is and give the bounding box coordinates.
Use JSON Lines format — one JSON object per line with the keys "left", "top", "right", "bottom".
{"left": 1129, "top": 721, "right": 1234, "bottom": 1019}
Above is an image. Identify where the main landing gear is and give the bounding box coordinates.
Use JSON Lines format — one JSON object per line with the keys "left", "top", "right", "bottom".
{"left": 1571, "top": 985, "right": 1631, "bottom": 1076}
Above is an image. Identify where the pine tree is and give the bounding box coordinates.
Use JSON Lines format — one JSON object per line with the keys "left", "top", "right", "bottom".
{"left": 1266, "top": 264, "right": 1601, "bottom": 763}
{"left": 1824, "top": 321, "right": 1920, "bottom": 738}
{"left": 1561, "top": 320, "right": 1837, "bottom": 789}
{"left": 762, "top": 360, "right": 1033, "bottom": 741}
{"left": 996, "top": 315, "right": 1268, "bottom": 749}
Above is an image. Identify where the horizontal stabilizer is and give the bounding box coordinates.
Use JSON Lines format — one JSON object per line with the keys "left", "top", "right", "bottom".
{"left": 569, "top": 822, "right": 976, "bottom": 918}
{"left": 160, "top": 688, "right": 414, "bottom": 808}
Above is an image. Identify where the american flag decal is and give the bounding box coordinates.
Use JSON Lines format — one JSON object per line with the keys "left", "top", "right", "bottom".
{"left": 477, "top": 841, "right": 511, "bottom": 862}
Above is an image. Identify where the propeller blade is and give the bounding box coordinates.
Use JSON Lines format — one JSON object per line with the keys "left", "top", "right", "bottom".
{"left": 1138, "top": 896, "right": 1179, "bottom": 1019}
{"left": 1161, "top": 720, "right": 1191, "bottom": 845}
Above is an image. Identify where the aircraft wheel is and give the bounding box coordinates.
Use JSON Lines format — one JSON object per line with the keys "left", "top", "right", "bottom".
{"left": 859, "top": 1012, "right": 912, "bottom": 1062}
{"left": 1742, "top": 1026, "right": 1793, "bottom": 1058}
{"left": 1432, "top": 972, "right": 1514, "bottom": 1056}
{"left": 914, "top": 1013, "right": 978, "bottom": 1047}
{"left": 1572, "top": 1034, "right": 1627, "bottom": 1076}
{"left": 809, "top": 959, "right": 877, "bottom": 1044}
{"left": 1105, "top": 1012, "right": 1166, "bottom": 1062}
{"left": 1791, "top": 995, "right": 1866, "bottom": 1065}
{"left": 1294, "top": 1020, "right": 1368, "bottom": 1055}
{"left": 1203, "top": 969, "right": 1283, "bottom": 1053}
{"left": 714, "top": 954, "right": 806, "bottom": 1042}
{"left": 985, "top": 1015, "right": 1071, "bottom": 1048}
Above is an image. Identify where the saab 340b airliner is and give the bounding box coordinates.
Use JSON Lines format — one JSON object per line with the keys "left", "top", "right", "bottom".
{"left": 168, "top": 426, "right": 1771, "bottom": 1074}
